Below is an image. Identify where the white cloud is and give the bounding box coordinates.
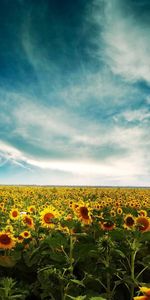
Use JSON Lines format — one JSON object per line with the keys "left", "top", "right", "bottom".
{"left": 9, "top": 95, "right": 149, "bottom": 157}
{"left": 0, "top": 141, "right": 31, "bottom": 170}
{"left": 20, "top": 4, "right": 140, "bottom": 111}
{"left": 0, "top": 119, "right": 149, "bottom": 182}
{"left": 95, "top": 0, "right": 150, "bottom": 83}
{"left": 0, "top": 1, "right": 149, "bottom": 186}
{"left": 117, "top": 108, "right": 150, "bottom": 122}
{"left": 13, "top": 100, "right": 76, "bottom": 139}
{"left": 0, "top": 142, "right": 22, "bottom": 159}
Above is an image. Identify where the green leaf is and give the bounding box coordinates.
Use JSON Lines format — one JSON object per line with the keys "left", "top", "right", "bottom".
{"left": 110, "top": 229, "right": 125, "bottom": 241}
{"left": 23, "top": 250, "right": 40, "bottom": 267}
{"left": 9, "top": 295, "right": 26, "bottom": 299}
{"left": 140, "top": 232, "right": 150, "bottom": 242}
{"left": 74, "top": 240, "right": 96, "bottom": 261}
{"left": 44, "top": 232, "right": 68, "bottom": 249}
{"left": 112, "top": 249, "right": 126, "bottom": 258}
{"left": 90, "top": 297, "right": 106, "bottom": 300}
{"left": 70, "top": 279, "right": 85, "bottom": 287}
{"left": 67, "top": 296, "right": 86, "bottom": 300}
{"left": 141, "top": 255, "right": 150, "bottom": 266}
{"left": 49, "top": 251, "right": 66, "bottom": 263}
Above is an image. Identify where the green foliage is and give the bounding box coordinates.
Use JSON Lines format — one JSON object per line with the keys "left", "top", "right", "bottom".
{"left": 0, "top": 186, "right": 150, "bottom": 299}
{"left": 90, "top": 298, "right": 106, "bottom": 300}
{"left": 0, "top": 277, "right": 28, "bottom": 300}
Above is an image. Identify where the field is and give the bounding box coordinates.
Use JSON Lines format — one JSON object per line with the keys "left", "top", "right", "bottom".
{"left": 0, "top": 186, "right": 150, "bottom": 300}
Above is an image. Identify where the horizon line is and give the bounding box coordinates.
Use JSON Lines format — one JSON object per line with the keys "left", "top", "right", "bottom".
{"left": 0, "top": 184, "right": 149, "bottom": 189}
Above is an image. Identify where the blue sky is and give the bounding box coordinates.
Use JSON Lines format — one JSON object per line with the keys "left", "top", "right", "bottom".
{"left": 0, "top": 0, "right": 150, "bottom": 186}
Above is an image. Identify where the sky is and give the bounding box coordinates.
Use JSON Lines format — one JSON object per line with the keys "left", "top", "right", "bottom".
{"left": 0, "top": 0, "right": 150, "bottom": 186}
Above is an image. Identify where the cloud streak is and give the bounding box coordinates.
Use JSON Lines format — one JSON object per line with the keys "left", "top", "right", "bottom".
{"left": 100, "top": 0, "right": 150, "bottom": 83}
{"left": 0, "top": 138, "right": 147, "bottom": 179}
{"left": 0, "top": 0, "right": 149, "bottom": 186}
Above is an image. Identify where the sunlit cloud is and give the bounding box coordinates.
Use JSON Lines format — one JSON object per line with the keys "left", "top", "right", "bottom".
{"left": 0, "top": 0, "right": 149, "bottom": 186}
{"left": 100, "top": 0, "right": 150, "bottom": 83}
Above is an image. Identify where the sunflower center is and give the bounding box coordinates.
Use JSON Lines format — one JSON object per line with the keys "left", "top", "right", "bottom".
{"left": 0, "top": 234, "right": 11, "bottom": 245}
{"left": 125, "top": 217, "right": 135, "bottom": 226}
{"left": 24, "top": 232, "right": 29, "bottom": 237}
{"left": 80, "top": 207, "right": 89, "bottom": 219}
{"left": 44, "top": 213, "right": 55, "bottom": 224}
{"left": 24, "top": 217, "right": 32, "bottom": 226}
{"left": 12, "top": 211, "right": 18, "bottom": 217}
{"left": 137, "top": 218, "right": 149, "bottom": 231}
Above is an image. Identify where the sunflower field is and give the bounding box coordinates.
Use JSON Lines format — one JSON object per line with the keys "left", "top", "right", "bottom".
{"left": 0, "top": 186, "right": 150, "bottom": 300}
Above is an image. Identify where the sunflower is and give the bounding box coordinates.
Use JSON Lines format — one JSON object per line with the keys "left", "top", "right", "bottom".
{"left": 40, "top": 206, "right": 59, "bottom": 228}
{"left": 10, "top": 208, "right": 20, "bottom": 220}
{"left": 94, "top": 202, "right": 102, "bottom": 210}
{"left": 27, "top": 206, "right": 36, "bottom": 214}
{"left": 100, "top": 220, "right": 115, "bottom": 231}
{"left": 133, "top": 296, "right": 149, "bottom": 300}
{"left": 68, "top": 200, "right": 73, "bottom": 208}
{"left": 65, "top": 214, "right": 73, "bottom": 221}
{"left": 0, "top": 231, "right": 16, "bottom": 250}
{"left": 17, "top": 235, "right": 24, "bottom": 243}
{"left": 117, "top": 207, "right": 123, "bottom": 215}
{"left": 115, "top": 201, "right": 121, "bottom": 207}
{"left": 72, "top": 203, "right": 79, "bottom": 211}
{"left": 22, "top": 215, "right": 34, "bottom": 229}
{"left": 138, "top": 210, "right": 147, "bottom": 217}
{"left": 140, "top": 287, "right": 150, "bottom": 296}
{"left": 124, "top": 214, "right": 135, "bottom": 229}
{"left": 136, "top": 217, "right": 150, "bottom": 232}
{"left": 5, "top": 225, "right": 14, "bottom": 234}
{"left": 0, "top": 203, "right": 4, "bottom": 209}
{"left": 110, "top": 209, "right": 116, "bottom": 217}
{"left": 20, "top": 231, "right": 31, "bottom": 239}
{"left": 76, "top": 204, "right": 92, "bottom": 225}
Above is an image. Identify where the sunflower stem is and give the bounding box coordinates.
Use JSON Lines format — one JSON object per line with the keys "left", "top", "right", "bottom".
{"left": 130, "top": 250, "right": 136, "bottom": 300}
{"left": 102, "top": 241, "right": 112, "bottom": 300}
{"left": 62, "top": 235, "right": 74, "bottom": 300}
{"left": 69, "top": 234, "right": 74, "bottom": 275}
{"left": 106, "top": 251, "right": 111, "bottom": 300}
{"left": 136, "top": 265, "right": 148, "bottom": 280}
{"left": 130, "top": 238, "right": 138, "bottom": 300}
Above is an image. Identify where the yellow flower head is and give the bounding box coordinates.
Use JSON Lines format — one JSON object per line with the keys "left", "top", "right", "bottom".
{"left": 110, "top": 209, "right": 116, "bottom": 217}
{"left": 136, "top": 217, "right": 150, "bottom": 232}
{"left": 22, "top": 215, "right": 34, "bottom": 229}
{"left": 100, "top": 220, "right": 115, "bottom": 231}
{"left": 10, "top": 208, "right": 20, "bottom": 220}
{"left": 17, "top": 235, "right": 24, "bottom": 243}
{"left": 140, "top": 287, "right": 150, "bottom": 296}
{"left": 76, "top": 203, "right": 92, "bottom": 225}
{"left": 5, "top": 225, "right": 14, "bottom": 234}
{"left": 27, "top": 206, "right": 36, "bottom": 214}
{"left": 40, "top": 205, "right": 60, "bottom": 228}
{"left": 117, "top": 207, "right": 123, "bottom": 215}
{"left": 133, "top": 296, "right": 149, "bottom": 300}
{"left": 124, "top": 214, "right": 135, "bottom": 229}
{"left": 0, "top": 231, "right": 16, "bottom": 250}
{"left": 138, "top": 210, "right": 147, "bottom": 217}
{"left": 20, "top": 230, "right": 31, "bottom": 239}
